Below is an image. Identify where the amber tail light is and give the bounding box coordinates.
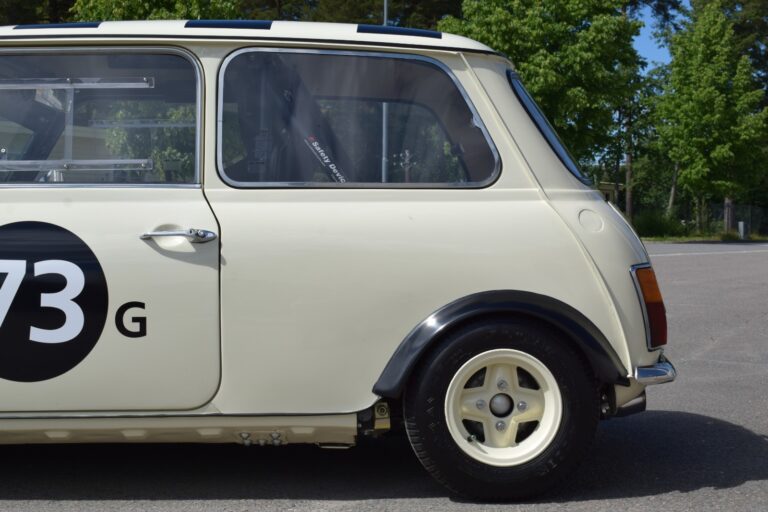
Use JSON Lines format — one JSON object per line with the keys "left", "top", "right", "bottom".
{"left": 633, "top": 266, "right": 667, "bottom": 348}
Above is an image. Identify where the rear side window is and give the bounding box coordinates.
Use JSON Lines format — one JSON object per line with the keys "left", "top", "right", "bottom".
{"left": 218, "top": 49, "right": 498, "bottom": 187}
{"left": 0, "top": 51, "right": 199, "bottom": 185}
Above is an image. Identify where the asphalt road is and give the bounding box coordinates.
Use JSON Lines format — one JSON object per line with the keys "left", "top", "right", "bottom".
{"left": 1, "top": 242, "right": 766, "bottom": 512}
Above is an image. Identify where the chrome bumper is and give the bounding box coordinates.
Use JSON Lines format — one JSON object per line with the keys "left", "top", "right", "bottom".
{"left": 635, "top": 354, "right": 677, "bottom": 385}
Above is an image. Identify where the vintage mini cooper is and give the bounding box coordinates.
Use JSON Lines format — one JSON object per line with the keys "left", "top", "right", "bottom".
{"left": 0, "top": 20, "right": 675, "bottom": 500}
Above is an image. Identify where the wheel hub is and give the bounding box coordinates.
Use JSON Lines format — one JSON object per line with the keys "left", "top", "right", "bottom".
{"left": 489, "top": 393, "right": 513, "bottom": 417}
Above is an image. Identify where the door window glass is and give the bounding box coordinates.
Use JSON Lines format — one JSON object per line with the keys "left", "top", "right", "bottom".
{"left": 0, "top": 52, "right": 198, "bottom": 185}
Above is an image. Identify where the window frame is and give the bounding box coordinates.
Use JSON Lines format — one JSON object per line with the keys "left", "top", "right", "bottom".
{"left": 506, "top": 70, "right": 590, "bottom": 185}
{"left": 216, "top": 47, "right": 501, "bottom": 189}
{"left": 0, "top": 46, "right": 203, "bottom": 189}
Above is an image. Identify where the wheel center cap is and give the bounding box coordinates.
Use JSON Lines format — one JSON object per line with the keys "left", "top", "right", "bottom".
{"left": 489, "top": 393, "right": 513, "bottom": 417}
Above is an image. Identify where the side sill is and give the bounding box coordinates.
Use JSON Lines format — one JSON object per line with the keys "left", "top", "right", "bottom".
{"left": 0, "top": 414, "right": 358, "bottom": 446}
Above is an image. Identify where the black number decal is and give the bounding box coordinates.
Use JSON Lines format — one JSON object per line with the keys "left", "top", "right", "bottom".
{"left": 0, "top": 222, "right": 108, "bottom": 382}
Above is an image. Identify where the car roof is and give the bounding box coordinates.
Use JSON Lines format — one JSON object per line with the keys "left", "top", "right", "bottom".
{"left": 0, "top": 20, "right": 496, "bottom": 54}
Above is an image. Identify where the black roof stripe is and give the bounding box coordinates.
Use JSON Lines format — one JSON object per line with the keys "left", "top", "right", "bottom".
{"left": 14, "top": 22, "right": 102, "bottom": 30}
{"left": 185, "top": 20, "right": 272, "bottom": 30}
{"left": 357, "top": 24, "right": 442, "bottom": 39}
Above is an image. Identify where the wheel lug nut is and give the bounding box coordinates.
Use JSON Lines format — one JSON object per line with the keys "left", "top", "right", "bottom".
{"left": 518, "top": 401, "right": 528, "bottom": 411}
{"left": 495, "top": 421, "right": 506, "bottom": 431}
{"left": 497, "top": 380, "right": 508, "bottom": 390}
{"left": 475, "top": 399, "right": 486, "bottom": 410}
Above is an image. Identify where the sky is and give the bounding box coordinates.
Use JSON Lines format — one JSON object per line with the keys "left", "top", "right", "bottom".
{"left": 633, "top": 5, "right": 671, "bottom": 68}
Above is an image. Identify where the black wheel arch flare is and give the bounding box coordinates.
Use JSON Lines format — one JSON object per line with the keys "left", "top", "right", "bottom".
{"left": 373, "top": 290, "right": 630, "bottom": 398}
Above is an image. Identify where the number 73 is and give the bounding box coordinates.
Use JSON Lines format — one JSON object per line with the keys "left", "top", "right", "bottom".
{"left": 0, "top": 259, "right": 85, "bottom": 344}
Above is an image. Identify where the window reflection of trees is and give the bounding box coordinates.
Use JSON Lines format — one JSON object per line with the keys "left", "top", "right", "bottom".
{"left": 100, "top": 102, "right": 196, "bottom": 183}
{"left": 0, "top": 53, "right": 198, "bottom": 185}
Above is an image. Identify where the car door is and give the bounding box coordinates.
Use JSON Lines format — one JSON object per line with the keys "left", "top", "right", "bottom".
{"left": 0, "top": 48, "right": 220, "bottom": 412}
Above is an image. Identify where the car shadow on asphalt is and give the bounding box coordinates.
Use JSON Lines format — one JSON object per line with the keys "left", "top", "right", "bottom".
{"left": 547, "top": 410, "right": 768, "bottom": 502}
{"left": 0, "top": 410, "right": 764, "bottom": 502}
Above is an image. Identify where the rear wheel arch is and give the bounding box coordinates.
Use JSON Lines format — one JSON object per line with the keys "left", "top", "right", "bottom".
{"left": 372, "top": 290, "right": 629, "bottom": 400}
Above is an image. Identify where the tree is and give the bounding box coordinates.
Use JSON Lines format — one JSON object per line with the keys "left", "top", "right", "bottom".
{"left": 71, "top": 0, "right": 240, "bottom": 20}
{"left": 717, "top": 0, "right": 768, "bottom": 106}
{"left": 657, "top": 1, "right": 767, "bottom": 231}
{"left": 0, "top": 0, "right": 74, "bottom": 25}
{"left": 0, "top": 0, "right": 38, "bottom": 25}
{"left": 394, "top": 0, "right": 462, "bottom": 28}
{"left": 306, "top": 0, "right": 461, "bottom": 27}
{"left": 621, "top": 1, "right": 684, "bottom": 221}
{"left": 439, "top": 0, "right": 642, "bottom": 164}
{"left": 628, "top": 0, "right": 685, "bottom": 29}
{"left": 602, "top": 58, "right": 647, "bottom": 219}
{"left": 624, "top": 67, "right": 681, "bottom": 215}
{"left": 71, "top": 0, "right": 461, "bottom": 28}
{"left": 612, "top": 55, "right": 645, "bottom": 221}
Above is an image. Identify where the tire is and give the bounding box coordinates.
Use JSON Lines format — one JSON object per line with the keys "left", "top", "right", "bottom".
{"left": 403, "top": 318, "right": 599, "bottom": 501}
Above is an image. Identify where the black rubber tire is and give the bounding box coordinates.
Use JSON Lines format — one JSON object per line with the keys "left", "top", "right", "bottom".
{"left": 403, "top": 318, "right": 599, "bottom": 501}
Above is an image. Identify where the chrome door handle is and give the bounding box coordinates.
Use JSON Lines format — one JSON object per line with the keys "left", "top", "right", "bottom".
{"left": 140, "top": 228, "right": 217, "bottom": 243}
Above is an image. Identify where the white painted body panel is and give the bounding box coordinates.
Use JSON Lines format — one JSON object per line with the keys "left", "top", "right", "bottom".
{"left": 0, "top": 189, "right": 221, "bottom": 411}
{"left": 0, "top": 22, "right": 665, "bottom": 441}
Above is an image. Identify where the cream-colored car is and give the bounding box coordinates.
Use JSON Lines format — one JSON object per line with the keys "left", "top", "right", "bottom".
{"left": 0, "top": 20, "right": 675, "bottom": 500}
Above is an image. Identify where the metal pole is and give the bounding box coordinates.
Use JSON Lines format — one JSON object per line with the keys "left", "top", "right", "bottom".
{"left": 381, "top": 106, "right": 389, "bottom": 182}
{"left": 381, "top": 0, "right": 389, "bottom": 182}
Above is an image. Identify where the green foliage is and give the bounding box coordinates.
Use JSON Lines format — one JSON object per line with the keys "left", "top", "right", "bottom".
{"left": 70, "top": 0, "right": 461, "bottom": 27}
{"left": 626, "top": 68, "right": 679, "bottom": 210}
{"left": 238, "top": 0, "right": 314, "bottom": 21}
{"left": 439, "top": 0, "right": 642, "bottom": 163}
{"left": 104, "top": 103, "right": 196, "bottom": 183}
{"left": 633, "top": 210, "right": 685, "bottom": 236}
{"left": 657, "top": 1, "right": 768, "bottom": 202}
{"left": 714, "top": 0, "right": 768, "bottom": 107}
{"left": 71, "top": 0, "right": 240, "bottom": 20}
{"left": 628, "top": 0, "right": 684, "bottom": 29}
{"left": 303, "top": 0, "right": 461, "bottom": 27}
{"left": 720, "top": 230, "right": 741, "bottom": 240}
{"left": 0, "top": 0, "right": 74, "bottom": 25}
